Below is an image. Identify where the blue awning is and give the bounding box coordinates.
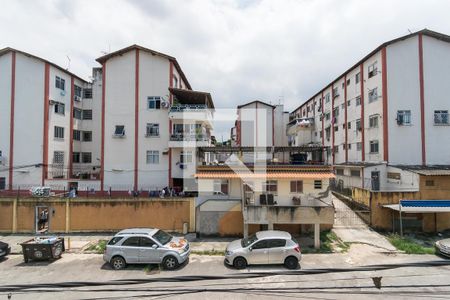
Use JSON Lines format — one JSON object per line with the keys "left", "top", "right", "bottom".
{"left": 383, "top": 200, "right": 450, "bottom": 213}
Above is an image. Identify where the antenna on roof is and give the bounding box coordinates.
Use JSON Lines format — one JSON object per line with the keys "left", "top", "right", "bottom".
{"left": 407, "top": 28, "right": 412, "bottom": 34}
{"left": 65, "top": 56, "right": 71, "bottom": 71}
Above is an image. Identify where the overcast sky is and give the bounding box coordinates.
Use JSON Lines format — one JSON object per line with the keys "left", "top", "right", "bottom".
{"left": 1, "top": 0, "right": 450, "bottom": 139}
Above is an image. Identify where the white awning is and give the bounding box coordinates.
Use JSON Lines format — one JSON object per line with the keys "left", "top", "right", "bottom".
{"left": 383, "top": 204, "right": 450, "bottom": 213}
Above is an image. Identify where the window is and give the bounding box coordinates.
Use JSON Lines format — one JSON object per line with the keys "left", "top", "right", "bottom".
{"left": 368, "top": 88, "right": 378, "bottom": 102}
{"left": 263, "top": 180, "right": 278, "bottom": 194}
{"left": 146, "top": 123, "right": 159, "bottom": 137}
{"left": 122, "top": 237, "right": 140, "bottom": 247}
{"left": 355, "top": 72, "right": 360, "bottom": 84}
{"left": 348, "top": 143, "right": 352, "bottom": 150}
{"left": 325, "top": 113, "right": 331, "bottom": 121}
{"left": 347, "top": 79, "right": 351, "bottom": 86}
{"left": 268, "top": 239, "right": 286, "bottom": 248}
{"left": 54, "top": 102, "right": 65, "bottom": 115}
{"left": 333, "top": 107, "right": 339, "bottom": 117}
{"left": 387, "top": 172, "right": 401, "bottom": 180}
{"left": 173, "top": 76, "right": 178, "bottom": 88}
{"left": 290, "top": 180, "right": 303, "bottom": 193}
{"left": 83, "top": 88, "right": 92, "bottom": 99}
{"left": 73, "top": 108, "right": 82, "bottom": 120}
{"left": 355, "top": 96, "right": 361, "bottom": 106}
{"left": 334, "top": 146, "right": 339, "bottom": 153}
{"left": 74, "top": 85, "right": 82, "bottom": 101}
{"left": 356, "top": 119, "right": 362, "bottom": 131}
{"left": 0, "top": 177, "right": 5, "bottom": 190}
{"left": 341, "top": 82, "right": 344, "bottom": 89}
{"left": 350, "top": 170, "right": 361, "bottom": 177}
{"left": 72, "top": 152, "right": 80, "bottom": 163}
{"left": 140, "top": 237, "right": 156, "bottom": 247}
{"left": 341, "top": 103, "right": 345, "bottom": 110}
{"left": 213, "top": 179, "right": 228, "bottom": 195}
{"left": 53, "top": 151, "right": 64, "bottom": 164}
{"left": 347, "top": 122, "right": 352, "bottom": 129}
{"left": 114, "top": 125, "right": 125, "bottom": 136}
{"left": 342, "top": 124, "right": 346, "bottom": 130}
{"left": 369, "top": 140, "right": 379, "bottom": 153}
{"left": 314, "top": 180, "right": 322, "bottom": 189}
{"left": 180, "top": 151, "right": 193, "bottom": 163}
{"left": 333, "top": 87, "right": 339, "bottom": 97}
{"left": 146, "top": 150, "right": 159, "bottom": 164}
{"left": 252, "top": 240, "right": 269, "bottom": 250}
{"left": 397, "top": 110, "right": 411, "bottom": 125}
{"left": 82, "top": 110, "right": 92, "bottom": 120}
{"left": 336, "top": 169, "right": 344, "bottom": 175}
{"left": 368, "top": 61, "right": 378, "bottom": 78}
{"left": 73, "top": 130, "right": 81, "bottom": 141}
{"left": 108, "top": 237, "right": 123, "bottom": 245}
{"left": 356, "top": 142, "right": 362, "bottom": 151}
{"left": 148, "top": 96, "right": 161, "bottom": 109}
{"left": 54, "top": 126, "right": 64, "bottom": 139}
{"left": 334, "top": 126, "right": 338, "bottom": 132}
{"left": 81, "top": 152, "right": 92, "bottom": 163}
{"left": 347, "top": 100, "right": 351, "bottom": 107}
{"left": 55, "top": 76, "right": 65, "bottom": 90}
{"left": 82, "top": 131, "right": 92, "bottom": 142}
{"left": 369, "top": 115, "right": 379, "bottom": 128}
{"left": 325, "top": 93, "right": 330, "bottom": 103}
{"left": 425, "top": 180, "right": 435, "bottom": 187}
{"left": 434, "top": 110, "right": 449, "bottom": 125}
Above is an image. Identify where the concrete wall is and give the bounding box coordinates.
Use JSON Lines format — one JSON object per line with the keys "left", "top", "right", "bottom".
{"left": 244, "top": 206, "right": 335, "bottom": 225}
{"left": 196, "top": 199, "right": 243, "bottom": 237}
{"left": 0, "top": 197, "right": 195, "bottom": 233}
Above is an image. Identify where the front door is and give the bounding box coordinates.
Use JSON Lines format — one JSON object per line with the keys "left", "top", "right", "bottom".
{"left": 371, "top": 171, "right": 380, "bottom": 191}
{"left": 36, "top": 206, "right": 50, "bottom": 233}
{"left": 248, "top": 240, "right": 269, "bottom": 264}
{"left": 268, "top": 239, "right": 287, "bottom": 264}
{"left": 138, "top": 237, "right": 164, "bottom": 263}
{"left": 120, "top": 237, "right": 140, "bottom": 263}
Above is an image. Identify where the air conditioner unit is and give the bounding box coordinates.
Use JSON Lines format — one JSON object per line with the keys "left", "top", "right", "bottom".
{"left": 60, "top": 90, "right": 66, "bottom": 96}
{"left": 74, "top": 95, "right": 81, "bottom": 102}
{"left": 0, "top": 156, "right": 6, "bottom": 165}
{"left": 161, "top": 101, "right": 170, "bottom": 108}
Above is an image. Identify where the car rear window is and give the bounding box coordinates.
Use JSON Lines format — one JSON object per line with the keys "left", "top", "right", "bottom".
{"left": 268, "top": 239, "right": 286, "bottom": 248}
{"left": 108, "top": 237, "right": 123, "bottom": 245}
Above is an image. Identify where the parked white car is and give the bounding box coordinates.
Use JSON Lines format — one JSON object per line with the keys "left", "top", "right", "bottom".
{"left": 435, "top": 238, "right": 450, "bottom": 257}
{"left": 103, "top": 228, "right": 190, "bottom": 270}
{"left": 224, "top": 230, "right": 302, "bottom": 269}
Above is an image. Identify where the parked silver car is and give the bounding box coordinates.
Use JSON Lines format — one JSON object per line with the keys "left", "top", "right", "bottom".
{"left": 103, "top": 228, "right": 190, "bottom": 270}
{"left": 435, "top": 238, "right": 450, "bottom": 257}
{"left": 224, "top": 230, "right": 301, "bottom": 269}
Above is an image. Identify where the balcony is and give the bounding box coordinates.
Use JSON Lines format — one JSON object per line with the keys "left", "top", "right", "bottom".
{"left": 168, "top": 104, "right": 213, "bottom": 127}
{"left": 286, "top": 118, "right": 314, "bottom": 135}
{"left": 168, "top": 133, "right": 211, "bottom": 148}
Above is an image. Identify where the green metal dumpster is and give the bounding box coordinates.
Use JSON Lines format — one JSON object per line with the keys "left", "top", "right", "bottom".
{"left": 20, "top": 237, "right": 65, "bottom": 263}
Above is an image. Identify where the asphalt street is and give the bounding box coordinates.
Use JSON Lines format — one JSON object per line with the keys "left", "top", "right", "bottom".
{"left": 1, "top": 244, "right": 450, "bottom": 300}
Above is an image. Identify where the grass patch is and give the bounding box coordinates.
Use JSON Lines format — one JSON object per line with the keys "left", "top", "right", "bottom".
{"left": 191, "top": 249, "right": 225, "bottom": 256}
{"left": 85, "top": 240, "right": 108, "bottom": 254}
{"left": 387, "top": 234, "right": 435, "bottom": 254}
{"left": 302, "top": 230, "right": 350, "bottom": 254}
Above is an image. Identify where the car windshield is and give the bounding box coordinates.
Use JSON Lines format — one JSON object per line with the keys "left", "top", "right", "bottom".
{"left": 152, "top": 230, "right": 173, "bottom": 245}
{"left": 241, "top": 234, "right": 258, "bottom": 247}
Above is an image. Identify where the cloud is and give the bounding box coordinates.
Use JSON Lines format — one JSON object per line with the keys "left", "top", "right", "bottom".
{"left": 1, "top": 0, "right": 450, "bottom": 138}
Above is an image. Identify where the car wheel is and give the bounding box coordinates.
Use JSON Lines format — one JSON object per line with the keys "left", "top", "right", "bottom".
{"left": 284, "top": 256, "right": 298, "bottom": 270}
{"left": 233, "top": 257, "right": 247, "bottom": 269}
{"left": 163, "top": 255, "right": 179, "bottom": 270}
{"left": 111, "top": 256, "right": 126, "bottom": 270}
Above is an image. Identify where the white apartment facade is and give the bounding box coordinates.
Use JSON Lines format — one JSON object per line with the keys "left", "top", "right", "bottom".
{"left": 289, "top": 29, "right": 450, "bottom": 192}
{"left": 0, "top": 48, "right": 99, "bottom": 193}
{"left": 96, "top": 45, "right": 215, "bottom": 194}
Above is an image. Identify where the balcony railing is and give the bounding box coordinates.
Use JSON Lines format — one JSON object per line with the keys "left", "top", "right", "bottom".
{"left": 169, "top": 104, "right": 208, "bottom": 112}
{"left": 170, "top": 133, "right": 209, "bottom": 142}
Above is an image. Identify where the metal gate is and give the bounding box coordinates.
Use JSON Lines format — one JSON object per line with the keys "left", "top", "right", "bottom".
{"left": 333, "top": 195, "right": 370, "bottom": 228}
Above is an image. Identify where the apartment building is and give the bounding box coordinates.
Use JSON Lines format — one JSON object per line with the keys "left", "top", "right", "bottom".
{"left": 0, "top": 48, "right": 98, "bottom": 192}
{"left": 289, "top": 29, "right": 450, "bottom": 193}
{"left": 95, "top": 45, "right": 215, "bottom": 194}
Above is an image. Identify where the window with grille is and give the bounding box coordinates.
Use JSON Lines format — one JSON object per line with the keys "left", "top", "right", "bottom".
{"left": 146, "top": 150, "right": 159, "bottom": 164}
{"left": 356, "top": 96, "right": 361, "bottom": 106}
{"left": 369, "top": 115, "right": 379, "bottom": 128}
{"left": 82, "top": 110, "right": 92, "bottom": 120}
{"left": 368, "top": 88, "right": 378, "bottom": 102}
{"left": 355, "top": 73, "right": 360, "bottom": 84}
{"left": 55, "top": 76, "right": 65, "bottom": 90}
{"left": 350, "top": 170, "right": 361, "bottom": 177}
{"left": 434, "top": 110, "right": 449, "bottom": 125}
{"left": 397, "top": 110, "right": 411, "bottom": 125}
{"left": 356, "top": 119, "right": 362, "bottom": 131}
{"left": 325, "top": 93, "right": 330, "bottom": 103}
{"left": 314, "top": 180, "right": 322, "bottom": 189}
{"left": 53, "top": 151, "right": 64, "bottom": 164}
{"left": 336, "top": 169, "right": 344, "bottom": 175}
{"left": 180, "top": 151, "right": 193, "bottom": 163}
{"left": 73, "top": 108, "right": 82, "bottom": 120}
{"left": 83, "top": 88, "right": 92, "bottom": 99}
{"left": 334, "top": 146, "right": 339, "bottom": 153}
{"left": 263, "top": 180, "right": 278, "bottom": 194}
{"left": 370, "top": 140, "right": 379, "bottom": 153}
{"left": 368, "top": 61, "right": 378, "bottom": 78}
{"left": 54, "top": 126, "right": 64, "bottom": 139}
{"left": 74, "top": 85, "right": 82, "bottom": 100}
{"left": 72, "top": 152, "right": 80, "bottom": 163}
{"left": 290, "top": 180, "right": 303, "bottom": 193}
{"left": 82, "top": 131, "right": 92, "bottom": 142}
{"left": 148, "top": 96, "right": 161, "bottom": 109}
{"left": 114, "top": 125, "right": 125, "bottom": 136}
{"left": 347, "top": 121, "right": 352, "bottom": 129}
{"left": 73, "top": 130, "right": 81, "bottom": 141}
{"left": 54, "top": 102, "right": 65, "bottom": 115}
{"left": 81, "top": 152, "right": 92, "bottom": 163}
{"left": 146, "top": 123, "right": 159, "bottom": 137}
